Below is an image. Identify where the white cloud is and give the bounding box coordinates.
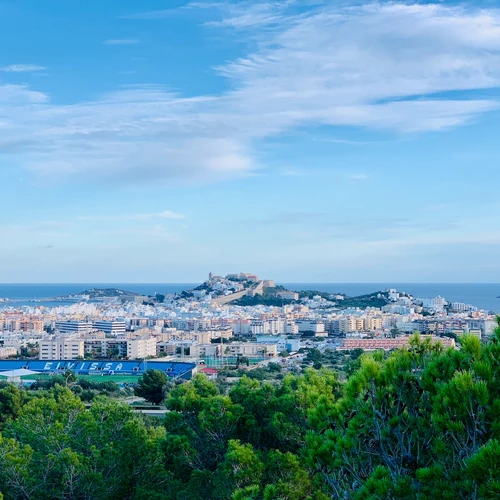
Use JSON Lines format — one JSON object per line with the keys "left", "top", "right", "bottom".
{"left": 0, "top": 64, "right": 46, "bottom": 73}
{"left": 200, "top": 1, "right": 292, "bottom": 29}
{"left": 3, "top": 2, "right": 500, "bottom": 184}
{"left": 95, "top": 225, "right": 179, "bottom": 241}
{"left": 77, "top": 210, "right": 185, "bottom": 221}
{"left": 0, "top": 84, "right": 48, "bottom": 104}
{"left": 120, "top": 10, "right": 174, "bottom": 20}
{"left": 104, "top": 39, "right": 140, "bottom": 45}
{"left": 349, "top": 174, "right": 368, "bottom": 181}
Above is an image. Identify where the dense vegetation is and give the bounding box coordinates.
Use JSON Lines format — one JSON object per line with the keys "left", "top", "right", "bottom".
{"left": 297, "top": 290, "right": 389, "bottom": 309}
{"left": 233, "top": 287, "right": 294, "bottom": 307}
{"left": 337, "top": 291, "right": 389, "bottom": 309}
{"left": 232, "top": 295, "right": 294, "bottom": 307}
{"left": 76, "top": 288, "right": 137, "bottom": 298}
{"left": 0, "top": 320, "right": 500, "bottom": 499}
{"left": 298, "top": 290, "right": 337, "bottom": 301}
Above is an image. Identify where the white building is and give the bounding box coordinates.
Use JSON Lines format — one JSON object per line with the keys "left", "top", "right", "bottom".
{"left": 256, "top": 335, "right": 300, "bottom": 352}
{"left": 421, "top": 296, "right": 446, "bottom": 312}
{"left": 382, "top": 304, "right": 415, "bottom": 315}
{"left": 93, "top": 321, "right": 126, "bottom": 336}
{"left": 338, "top": 317, "right": 364, "bottom": 333}
{"left": 39, "top": 336, "right": 85, "bottom": 360}
{"left": 0, "top": 347, "right": 17, "bottom": 359}
{"left": 54, "top": 321, "right": 94, "bottom": 335}
{"left": 296, "top": 320, "right": 326, "bottom": 334}
{"left": 222, "top": 342, "right": 278, "bottom": 358}
{"left": 190, "top": 344, "right": 221, "bottom": 358}
{"left": 127, "top": 337, "right": 157, "bottom": 359}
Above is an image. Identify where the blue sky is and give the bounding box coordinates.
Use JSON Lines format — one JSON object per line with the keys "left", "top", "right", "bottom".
{"left": 1, "top": 0, "right": 500, "bottom": 283}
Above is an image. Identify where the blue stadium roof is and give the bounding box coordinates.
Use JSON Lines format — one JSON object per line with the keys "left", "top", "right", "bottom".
{"left": 0, "top": 360, "right": 196, "bottom": 379}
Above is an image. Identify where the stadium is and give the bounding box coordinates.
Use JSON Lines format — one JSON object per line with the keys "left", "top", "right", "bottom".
{"left": 0, "top": 359, "right": 197, "bottom": 383}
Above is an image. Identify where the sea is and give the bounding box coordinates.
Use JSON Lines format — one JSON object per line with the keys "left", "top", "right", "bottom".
{"left": 0, "top": 283, "right": 498, "bottom": 313}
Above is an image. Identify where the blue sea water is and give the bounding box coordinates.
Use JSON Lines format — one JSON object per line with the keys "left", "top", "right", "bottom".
{"left": 0, "top": 283, "right": 498, "bottom": 312}
{"left": 282, "top": 283, "right": 500, "bottom": 313}
{"left": 0, "top": 283, "right": 197, "bottom": 308}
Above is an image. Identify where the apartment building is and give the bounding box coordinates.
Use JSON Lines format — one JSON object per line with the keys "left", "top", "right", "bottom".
{"left": 84, "top": 339, "right": 128, "bottom": 358}
{"left": 54, "top": 321, "right": 94, "bottom": 335}
{"left": 156, "top": 342, "right": 177, "bottom": 356}
{"left": 339, "top": 335, "right": 456, "bottom": 351}
{"left": 127, "top": 337, "right": 157, "bottom": 359}
{"left": 39, "top": 336, "right": 85, "bottom": 360}
{"left": 223, "top": 342, "right": 278, "bottom": 358}
{"left": 339, "top": 316, "right": 364, "bottom": 333}
{"left": 83, "top": 336, "right": 157, "bottom": 360}
{"left": 0, "top": 318, "right": 44, "bottom": 333}
{"left": 93, "top": 320, "right": 126, "bottom": 336}
{"left": 0, "top": 347, "right": 17, "bottom": 359}
{"left": 296, "top": 320, "right": 326, "bottom": 334}
{"left": 364, "top": 317, "right": 384, "bottom": 331}
{"left": 190, "top": 344, "right": 221, "bottom": 358}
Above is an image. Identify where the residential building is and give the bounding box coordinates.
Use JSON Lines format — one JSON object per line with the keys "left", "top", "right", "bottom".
{"left": 84, "top": 339, "right": 128, "bottom": 358}
{"left": 364, "top": 317, "right": 384, "bottom": 331}
{"left": 339, "top": 335, "right": 455, "bottom": 351}
{"left": 222, "top": 342, "right": 278, "bottom": 358}
{"left": 127, "top": 337, "right": 157, "bottom": 359}
{"left": 256, "top": 335, "right": 300, "bottom": 353}
{"left": 0, "top": 347, "right": 17, "bottom": 359}
{"left": 39, "top": 336, "right": 85, "bottom": 360}
{"left": 296, "top": 320, "right": 326, "bottom": 334}
{"left": 54, "top": 321, "right": 94, "bottom": 335}
{"left": 93, "top": 320, "right": 126, "bottom": 336}
{"left": 156, "top": 342, "right": 177, "bottom": 356}
{"left": 190, "top": 344, "right": 221, "bottom": 358}
{"left": 339, "top": 317, "right": 364, "bottom": 333}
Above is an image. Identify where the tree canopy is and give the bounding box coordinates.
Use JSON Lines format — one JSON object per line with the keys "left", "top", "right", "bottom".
{"left": 134, "top": 369, "right": 168, "bottom": 405}
{"left": 0, "top": 320, "right": 499, "bottom": 499}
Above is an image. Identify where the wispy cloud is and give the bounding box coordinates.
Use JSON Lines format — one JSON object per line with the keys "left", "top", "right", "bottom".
{"left": 279, "top": 167, "right": 309, "bottom": 177}
{"left": 104, "top": 39, "right": 139, "bottom": 45}
{"left": 284, "top": 216, "right": 480, "bottom": 246}
{"left": 124, "top": 1, "right": 297, "bottom": 28}
{"left": 349, "top": 174, "right": 368, "bottom": 181}
{"left": 237, "top": 212, "right": 326, "bottom": 225}
{"left": 77, "top": 210, "right": 185, "bottom": 221}
{"left": 201, "top": 1, "right": 292, "bottom": 29}
{"left": 0, "top": 64, "right": 46, "bottom": 73}
{"left": 120, "top": 10, "right": 173, "bottom": 20}
{"left": 3, "top": 2, "right": 500, "bottom": 184}
{"left": 93, "top": 225, "right": 180, "bottom": 242}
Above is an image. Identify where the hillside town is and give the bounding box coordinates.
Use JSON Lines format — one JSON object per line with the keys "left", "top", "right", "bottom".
{"left": 0, "top": 273, "right": 497, "bottom": 367}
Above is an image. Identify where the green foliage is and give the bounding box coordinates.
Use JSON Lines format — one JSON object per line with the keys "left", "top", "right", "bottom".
{"left": 232, "top": 295, "right": 293, "bottom": 307}
{"left": 158, "top": 371, "right": 340, "bottom": 498}
{"left": 337, "top": 291, "right": 389, "bottom": 309}
{"left": 297, "top": 290, "right": 335, "bottom": 300}
{"left": 134, "top": 369, "right": 168, "bottom": 404}
{"left": 0, "top": 389, "right": 166, "bottom": 500}
{"left": 0, "top": 385, "right": 29, "bottom": 430}
{"left": 233, "top": 286, "right": 297, "bottom": 306}
{"left": 0, "top": 325, "right": 500, "bottom": 499}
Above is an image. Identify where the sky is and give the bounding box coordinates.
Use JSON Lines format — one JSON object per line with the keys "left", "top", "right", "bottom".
{"left": 1, "top": 0, "right": 500, "bottom": 283}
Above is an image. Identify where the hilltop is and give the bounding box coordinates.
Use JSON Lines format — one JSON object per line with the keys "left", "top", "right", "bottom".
{"left": 177, "top": 273, "right": 392, "bottom": 310}
{"left": 77, "top": 288, "right": 139, "bottom": 299}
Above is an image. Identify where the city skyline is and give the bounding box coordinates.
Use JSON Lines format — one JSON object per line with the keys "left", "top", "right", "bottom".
{"left": 2, "top": 0, "right": 500, "bottom": 282}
